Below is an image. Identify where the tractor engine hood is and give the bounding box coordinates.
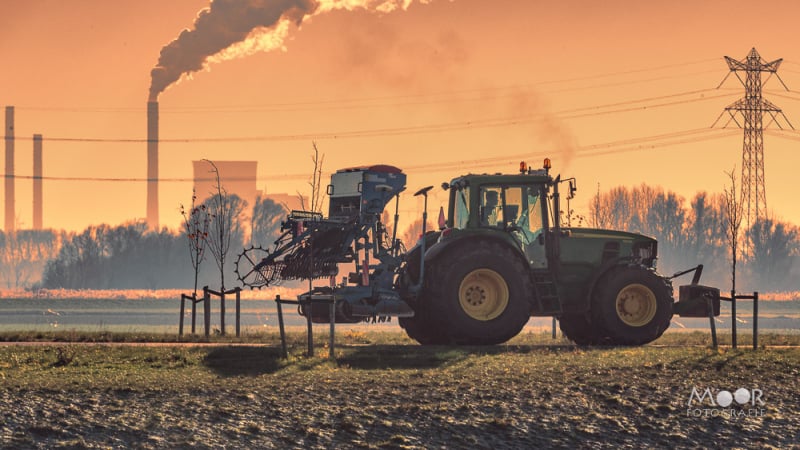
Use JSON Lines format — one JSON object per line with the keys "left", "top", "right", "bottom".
{"left": 560, "top": 227, "right": 659, "bottom": 269}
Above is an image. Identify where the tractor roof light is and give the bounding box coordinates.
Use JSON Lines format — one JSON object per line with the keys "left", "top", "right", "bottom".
{"left": 543, "top": 158, "right": 551, "bottom": 170}
{"left": 519, "top": 161, "right": 528, "bottom": 174}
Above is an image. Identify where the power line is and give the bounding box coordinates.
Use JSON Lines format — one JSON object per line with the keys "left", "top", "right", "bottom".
{"left": 5, "top": 128, "right": 739, "bottom": 183}
{"left": 763, "top": 91, "right": 800, "bottom": 102}
{"left": 409, "top": 129, "right": 740, "bottom": 173}
{"left": 13, "top": 59, "right": 721, "bottom": 114}
{"left": 11, "top": 90, "right": 737, "bottom": 144}
{"left": 765, "top": 129, "right": 800, "bottom": 142}
{"left": 403, "top": 128, "right": 723, "bottom": 172}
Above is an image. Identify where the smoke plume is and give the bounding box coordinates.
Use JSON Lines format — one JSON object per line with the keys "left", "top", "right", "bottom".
{"left": 149, "top": 0, "right": 435, "bottom": 101}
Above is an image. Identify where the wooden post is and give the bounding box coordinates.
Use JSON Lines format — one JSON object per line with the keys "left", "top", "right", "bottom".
{"left": 329, "top": 298, "right": 335, "bottom": 360}
{"left": 203, "top": 286, "right": 211, "bottom": 337}
{"left": 305, "top": 299, "right": 314, "bottom": 357}
{"left": 731, "top": 289, "right": 737, "bottom": 349}
{"left": 753, "top": 291, "right": 759, "bottom": 350}
{"left": 179, "top": 294, "right": 186, "bottom": 337}
{"left": 191, "top": 293, "right": 197, "bottom": 334}
{"left": 220, "top": 289, "right": 226, "bottom": 336}
{"left": 276, "top": 295, "right": 288, "bottom": 359}
{"left": 707, "top": 296, "right": 717, "bottom": 349}
{"left": 552, "top": 317, "right": 557, "bottom": 339}
{"left": 235, "top": 288, "right": 241, "bottom": 337}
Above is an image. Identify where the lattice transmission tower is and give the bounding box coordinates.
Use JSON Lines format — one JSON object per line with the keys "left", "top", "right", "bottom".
{"left": 714, "top": 48, "right": 794, "bottom": 253}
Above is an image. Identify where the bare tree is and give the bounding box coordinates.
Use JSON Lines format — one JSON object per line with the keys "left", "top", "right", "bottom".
{"left": 723, "top": 168, "right": 744, "bottom": 293}
{"left": 203, "top": 159, "right": 246, "bottom": 292}
{"left": 297, "top": 142, "right": 325, "bottom": 213}
{"left": 400, "top": 218, "right": 435, "bottom": 249}
{"left": 589, "top": 183, "right": 611, "bottom": 228}
{"left": 180, "top": 188, "right": 211, "bottom": 296}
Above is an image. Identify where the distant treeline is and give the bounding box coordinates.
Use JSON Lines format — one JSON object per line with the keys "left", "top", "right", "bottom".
{"left": 1, "top": 185, "right": 798, "bottom": 293}
{"left": 0, "top": 194, "right": 287, "bottom": 291}
{"left": 587, "top": 184, "right": 799, "bottom": 292}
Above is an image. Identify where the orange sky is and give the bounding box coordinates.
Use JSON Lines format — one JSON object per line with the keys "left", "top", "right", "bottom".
{"left": 1, "top": 0, "right": 800, "bottom": 232}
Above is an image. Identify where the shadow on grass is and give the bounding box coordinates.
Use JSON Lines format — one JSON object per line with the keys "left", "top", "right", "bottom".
{"left": 203, "top": 346, "right": 286, "bottom": 377}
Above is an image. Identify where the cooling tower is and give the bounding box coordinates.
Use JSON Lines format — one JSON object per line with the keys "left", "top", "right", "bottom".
{"left": 4, "top": 106, "right": 14, "bottom": 231}
{"left": 33, "top": 134, "right": 42, "bottom": 230}
{"left": 147, "top": 101, "right": 159, "bottom": 230}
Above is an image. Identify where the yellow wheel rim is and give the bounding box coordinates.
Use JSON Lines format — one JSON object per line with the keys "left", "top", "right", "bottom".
{"left": 458, "top": 269, "right": 509, "bottom": 321}
{"left": 615, "top": 283, "right": 657, "bottom": 327}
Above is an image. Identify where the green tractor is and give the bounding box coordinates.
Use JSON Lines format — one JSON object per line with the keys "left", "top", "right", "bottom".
{"left": 236, "top": 160, "right": 718, "bottom": 346}
{"left": 397, "top": 159, "right": 718, "bottom": 345}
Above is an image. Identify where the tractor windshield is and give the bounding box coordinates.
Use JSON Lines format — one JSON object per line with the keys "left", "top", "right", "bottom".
{"left": 479, "top": 185, "right": 542, "bottom": 237}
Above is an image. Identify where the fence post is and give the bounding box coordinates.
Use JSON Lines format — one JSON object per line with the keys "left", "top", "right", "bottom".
{"left": 276, "top": 295, "right": 288, "bottom": 359}
{"left": 179, "top": 294, "right": 186, "bottom": 337}
{"left": 235, "top": 288, "right": 241, "bottom": 337}
{"left": 306, "top": 303, "right": 314, "bottom": 357}
{"left": 220, "top": 289, "right": 226, "bottom": 336}
{"left": 731, "top": 289, "right": 737, "bottom": 349}
{"left": 707, "top": 296, "right": 717, "bottom": 349}
{"left": 191, "top": 292, "right": 197, "bottom": 334}
{"left": 203, "top": 286, "right": 211, "bottom": 337}
{"left": 552, "top": 317, "right": 557, "bottom": 339}
{"left": 329, "top": 298, "right": 335, "bottom": 360}
{"left": 753, "top": 291, "right": 759, "bottom": 350}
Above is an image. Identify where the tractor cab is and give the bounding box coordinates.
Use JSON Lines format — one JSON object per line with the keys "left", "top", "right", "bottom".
{"left": 441, "top": 160, "right": 555, "bottom": 271}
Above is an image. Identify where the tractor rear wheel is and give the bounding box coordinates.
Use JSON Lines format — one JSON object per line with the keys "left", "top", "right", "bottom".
{"left": 399, "top": 306, "right": 448, "bottom": 345}
{"left": 591, "top": 266, "right": 673, "bottom": 345}
{"left": 428, "top": 241, "right": 531, "bottom": 345}
{"left": 398, "top": 244, "right": 449, "bottom": 345}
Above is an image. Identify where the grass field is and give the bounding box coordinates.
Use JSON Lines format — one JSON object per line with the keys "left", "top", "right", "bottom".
{"left": 1, "top": 330, "right": 798, "bottom": 448}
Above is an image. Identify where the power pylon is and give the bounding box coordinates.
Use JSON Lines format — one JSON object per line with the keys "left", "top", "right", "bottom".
{"left": 713, "top": 48, "right": 794, "bottom": 254}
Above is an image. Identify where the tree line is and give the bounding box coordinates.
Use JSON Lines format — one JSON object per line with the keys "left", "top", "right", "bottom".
{"left": 0, "top": 193, "right": 285, "bottom": 291}
{"left": 2, "top": 182, "right": 798, "bottom": 293}
{"left": 587, "top": 184, "right": 799, "bottom": 292}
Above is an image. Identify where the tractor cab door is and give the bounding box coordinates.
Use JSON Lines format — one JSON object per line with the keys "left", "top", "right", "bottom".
{"left": 478, "top": 185, "right": 547, "bottom": 269}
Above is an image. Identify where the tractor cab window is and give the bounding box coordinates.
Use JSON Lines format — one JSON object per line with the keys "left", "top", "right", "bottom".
{"left": 480, "top": 187, "right": 504, "bottom": 226}
{"left": 479, "top": 186, "right": 542, "bottom": 232}
{"left": 453, "top": 186, "right": 470, "bottom": 229}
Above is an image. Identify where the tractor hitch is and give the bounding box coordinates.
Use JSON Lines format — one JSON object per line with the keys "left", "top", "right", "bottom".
{"left": 669, "top": 264, "right": 721, "bottom": 318}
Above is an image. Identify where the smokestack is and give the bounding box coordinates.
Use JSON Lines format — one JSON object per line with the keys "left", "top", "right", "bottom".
{"left": 33, "top": 134, "right": 43, "bottom": 230}
{"left": 4, "top": 106, "right": 14, "bottom": 231}
{"left": 147, "top": 101, "right": 159, "bottom": 230}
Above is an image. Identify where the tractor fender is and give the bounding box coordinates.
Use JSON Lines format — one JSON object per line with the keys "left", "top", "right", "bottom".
{"left": 424, "top": 232, "right": 529, "bottom": 271}
{"left": 582, "top": 257, "right": 672, "bottom": 310}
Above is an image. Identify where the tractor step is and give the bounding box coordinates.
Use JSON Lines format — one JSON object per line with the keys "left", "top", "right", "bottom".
{"left": 532, "top": 270, "right": 561, "bottom": 314}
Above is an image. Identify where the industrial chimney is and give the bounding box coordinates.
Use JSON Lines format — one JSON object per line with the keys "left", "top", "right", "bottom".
{"left": 147, "top": 101, "right": 159, "bottom": 230}
{"left": 33, "top": 134, "right": 43, "bottom": 230}
{"left": 4, "top": 106, "right": 14, "bottom": 231}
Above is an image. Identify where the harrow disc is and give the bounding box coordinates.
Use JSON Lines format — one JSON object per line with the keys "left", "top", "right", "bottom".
{"left": 235, "top": 246, "right": 281, "bottom": 289}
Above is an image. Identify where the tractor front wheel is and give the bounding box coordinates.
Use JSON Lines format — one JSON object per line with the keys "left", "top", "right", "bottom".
{"left": 591, "top": 266, "right": 673, "bottom": 345}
